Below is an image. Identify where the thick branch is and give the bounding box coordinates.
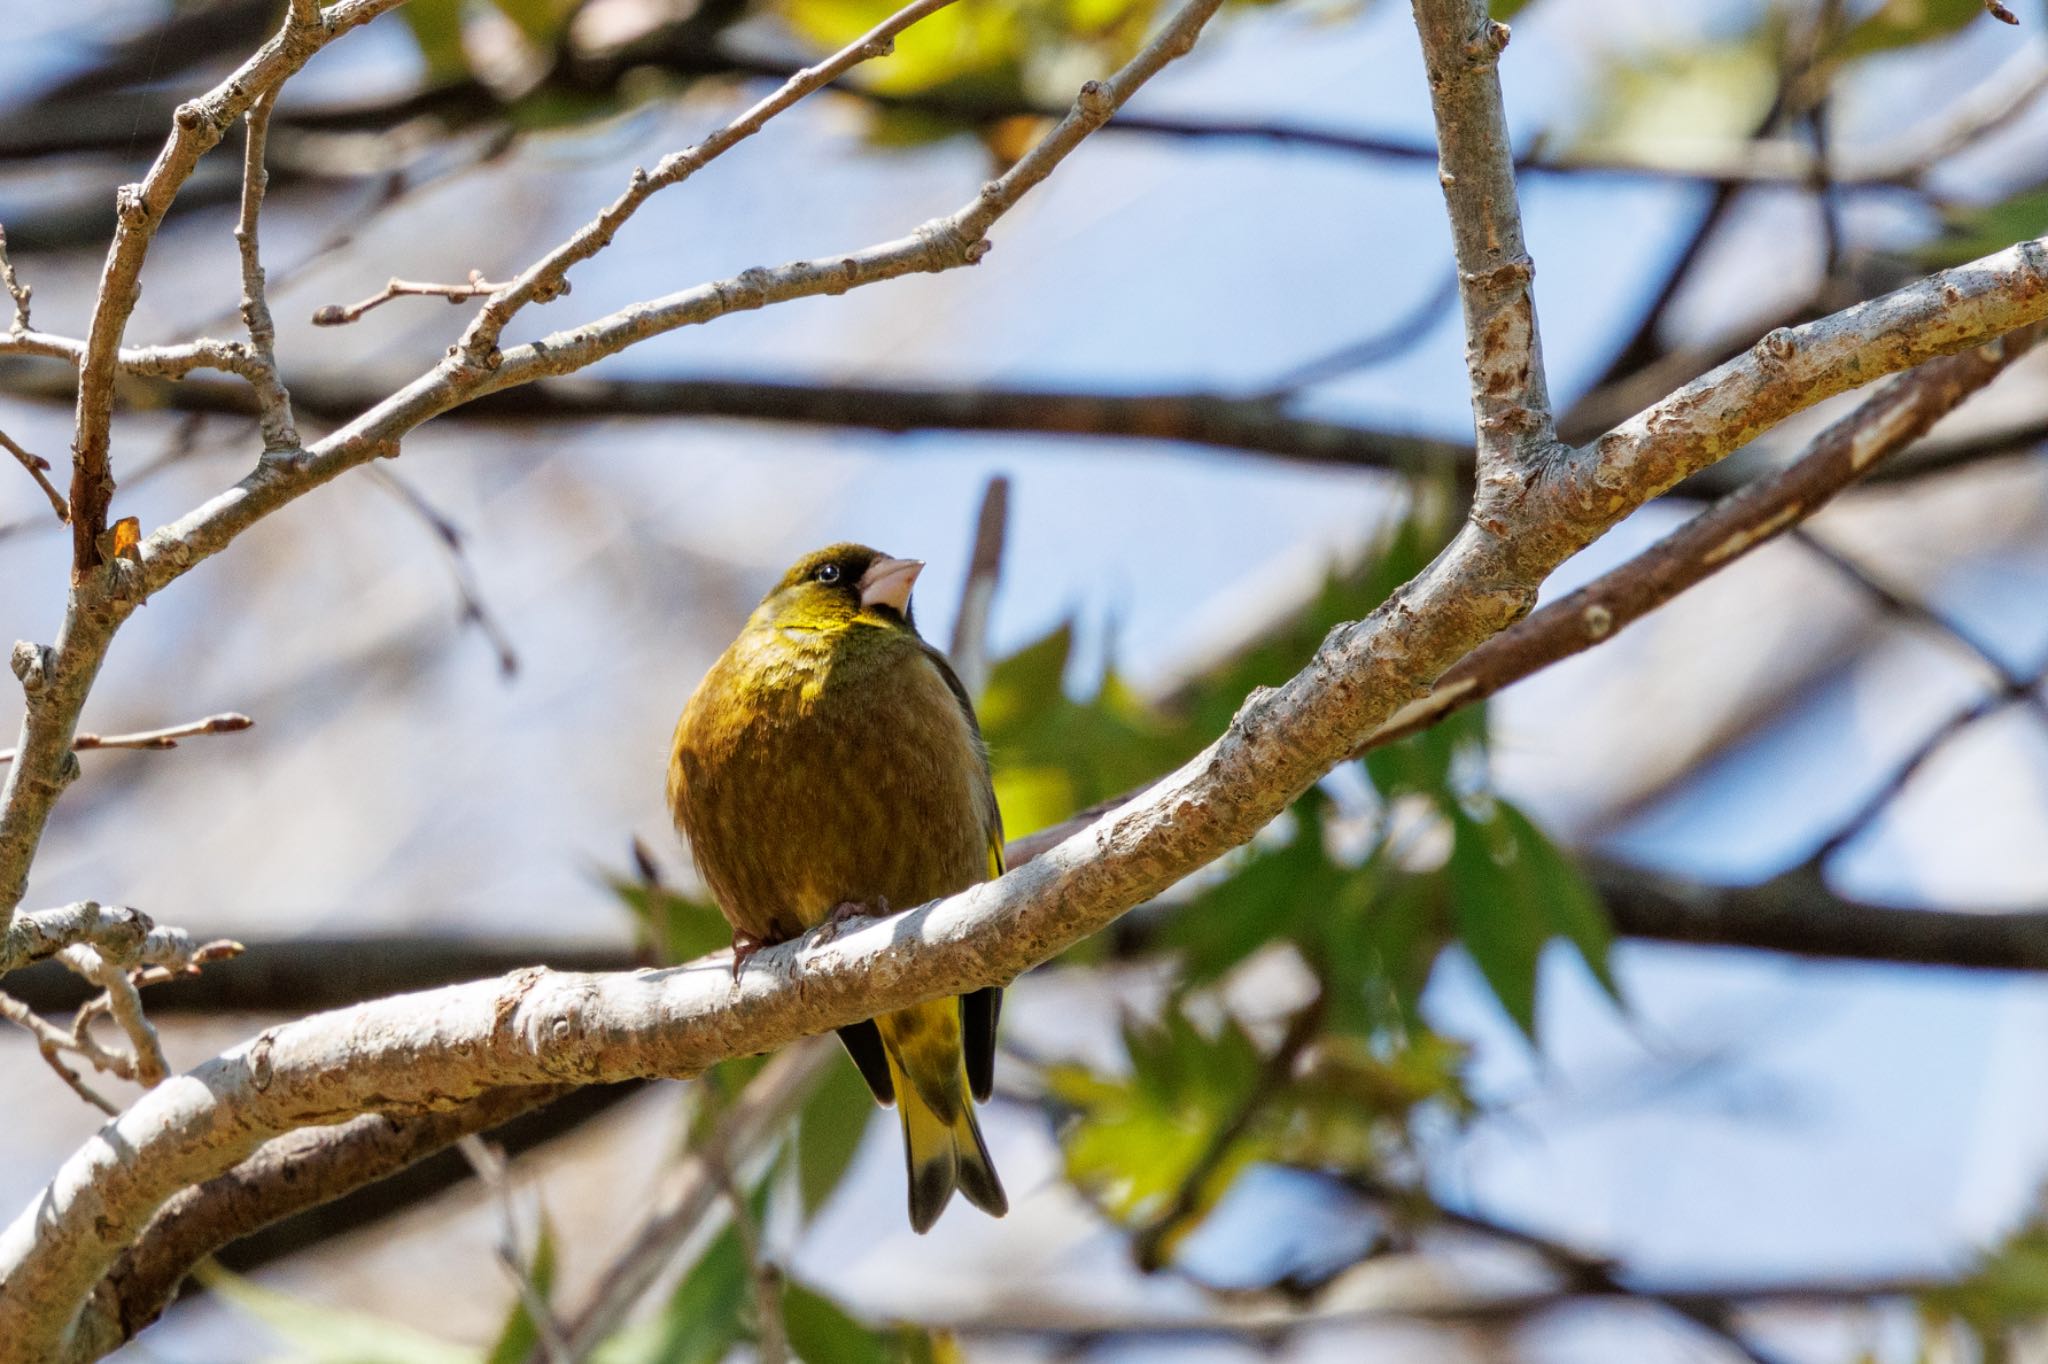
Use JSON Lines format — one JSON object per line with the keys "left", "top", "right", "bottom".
{"left": 66, "top": 1085, "right": 569, "bottom": 1359}
{"left": 1366, "top": 324, "right": 2042, "bottom": 748}
{"left": 1411, "top": 0, "right": 1556, "bottom": 481}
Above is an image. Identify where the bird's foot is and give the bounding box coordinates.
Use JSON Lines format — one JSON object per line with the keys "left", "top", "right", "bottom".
{"left": 812, "top": 896, "right": 892, "bottom": 947}
{"left": 730, "top": 931, "right": 768, "bottom": 984}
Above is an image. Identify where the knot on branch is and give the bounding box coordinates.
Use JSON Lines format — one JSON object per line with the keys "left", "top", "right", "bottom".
{"left": 913, "top": 219, "right": 988, "bottom": 270}
{"left": 1753, "top": 327, "right": 1797, "bottom": 366}
{"left": 114, "top": 185, "right": 150, "bottom": 228}
{"left": 10, "top": 640, "right": 50, "bottom": 695}
{"left": 1461, "top": 19, "right": 1511, "bottom": 63}
{"left": 1462, "top": 254, "right": 1535, "bottom": 292}
{"left": 1074, "top": 79, "right": 1114, "bottom": 119}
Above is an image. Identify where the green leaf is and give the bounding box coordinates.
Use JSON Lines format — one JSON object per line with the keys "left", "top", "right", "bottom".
{"left": 483, "top": 1216, "right": 559, "bottom": 1364}
{"left": 1567, "top": 33, "right": 1780, "bottom": 165}
{"left": 797, "top": 1058, "right": 876, "bottom": 1220}
{"left": 782, "top": 1281, "right": 893, "bottom": 1364}
{"left": 1447, "top": 809, "right": 1549, "bottom": 1039}
{"left": 1919, "top": 185, "right": 2048, "bottom": 270}
{"left": 1834, "top": 0, "right": 1988, "bottom": 58}
{"left": 400, "top": 0, "right": 469, "bottom": 84}
{"left": 1494, "top": 800, "right": 1621, "bottom": 1005}
{"left": 610, "top": 876, "right": 732, "bottom": 967}
{"left": 196, "top": 1263, "right": 473, "bottom": 1364}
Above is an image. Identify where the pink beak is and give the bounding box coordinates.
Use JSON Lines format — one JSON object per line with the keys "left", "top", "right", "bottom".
{"left": 859, "top": 555, "right": 923, "bottom": 612}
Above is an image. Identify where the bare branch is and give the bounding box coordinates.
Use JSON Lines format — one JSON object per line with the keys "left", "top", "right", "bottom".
{"left": 362, "top": 469, "right": 519, "bottom": 677}
{"left": 233, "top": 88, "right": 300, "bottom": 454}
{"left": 0, "top": 993, "right": 119, "bottom": 1116}
{"left": 0, "top": 430, "right": 70, "bottom": 524}
{"left": 60, "top": 948, "right": 170, "bottom": 1087}
{"left": 0, "top": 713, "right": 253, "bottom": 764}
{"left": 311, "top": 271, "right": 513, "bottom": 327}
{"left": 1411, "top": 0, "right": 1557, "bottom": 485}
{"left": 0, "top": 225, "right": 30, "bottom": 333}
{"left": 67, "top": 0, "right": 393, "bottom": 572}
{"left": 459, "top": 1137, "right": 570, "bottom": 1364}
{"left": 73, "top": 1086, "right": 571, "bottom": 1358}
{"left": 1364, "top": 324, "right": 2045, "bottom": 751}
{"left": 456, "top": 0, "right": 964, "bottom": 365}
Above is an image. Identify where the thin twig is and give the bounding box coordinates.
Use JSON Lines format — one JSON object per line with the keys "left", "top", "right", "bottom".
{"left": 458, "top": 1136, "right": 572, "bottom": 1364}
{"left": 1411, "top": 0, "right": 1558, "bottom": 484}
{"left": 1792, "top": 528, "right": 2048, "bottom": 723}
{"left": 717, "top": 1162, "right": 788, "bottom": 1364}
{"left": 1255, "top": 269, "right": 1460, "bottom": 398}
{"left": 311, "top": 271, "right": 513, "bottom": 327}
{"left": 1130, "top": 1000, "right": 1323, "bottom": 1272}
{"left": 550, "top": 1041, "right": 834, "bottom": 1361}
{"left": 0, "top": 992, "right": 118, "bottom": 1116}
{"left": 947, "top": 474, "right": 1009, "bottom": 697}
{"left": 61, "top": 947, "right": 170, "bottom": 1087}
{"left": 65, "top": 0, "right": 401, "bottom": 572}
{"left": 0, "top": 713, "right": 253, "bottom": 763}
{"left": 457, "top": 0, "right": 965, "bottom": 365}
{"left": 1807, "top": 661, "right": 2048, "bottom": 870}
{"left": 363, "top": 467, "right": 519, "bottom": 677}
{"left": 234, "top": 87, "right": 300, "bottom": 454}
{"left": 0, "top": 224, "right": 29, "bottom": 333}
{"left": 0, "top": 429, "right": 70, "bottom": 523}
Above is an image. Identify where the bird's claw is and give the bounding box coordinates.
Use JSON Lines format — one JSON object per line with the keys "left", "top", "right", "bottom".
{"left": 730, "top": 932, "right": 764, "bottom": 984}
{"left": 812, "top": 896, "right": 891, "bottom": 947}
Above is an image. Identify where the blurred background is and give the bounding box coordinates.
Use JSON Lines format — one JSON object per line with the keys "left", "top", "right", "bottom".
{"left": 5, "top": 0, "right": 2048, "bottom": 1359}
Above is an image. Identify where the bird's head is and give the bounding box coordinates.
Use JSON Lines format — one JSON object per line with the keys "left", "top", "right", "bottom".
{"left": 755, "top": 543, "right": 925, "bottom": 634}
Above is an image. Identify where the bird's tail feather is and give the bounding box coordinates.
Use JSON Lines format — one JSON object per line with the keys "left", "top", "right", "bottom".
{"left": 885, "top": 1040, "right": 1008, "bottom": 1234}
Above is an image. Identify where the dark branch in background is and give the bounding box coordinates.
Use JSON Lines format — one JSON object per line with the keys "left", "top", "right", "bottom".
{"left": 363, "top": 468, "right": 520, "bottom": 678}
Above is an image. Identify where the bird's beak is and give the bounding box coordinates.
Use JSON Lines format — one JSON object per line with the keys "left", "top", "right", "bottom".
{"left": 859, "top": 556, "right": 923, "bottom": 613}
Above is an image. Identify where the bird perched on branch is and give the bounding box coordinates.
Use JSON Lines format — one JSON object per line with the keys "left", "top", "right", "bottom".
{"left": 668, "top": 543, "right": 1007, "bottom": 1233}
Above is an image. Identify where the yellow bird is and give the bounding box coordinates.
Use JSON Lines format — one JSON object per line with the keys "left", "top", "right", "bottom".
{"left": 668, "top": 544, "right": 1007, "bottom": 1232}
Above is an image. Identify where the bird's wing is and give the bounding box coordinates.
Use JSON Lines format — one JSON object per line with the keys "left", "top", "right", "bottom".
{"left": 920, "top": 640, "right": 1005, "bottom": 1103}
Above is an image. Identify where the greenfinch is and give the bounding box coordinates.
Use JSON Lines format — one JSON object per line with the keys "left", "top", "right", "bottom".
{"left": 668, "top": 543, "right": 1007, "bottom": 1233}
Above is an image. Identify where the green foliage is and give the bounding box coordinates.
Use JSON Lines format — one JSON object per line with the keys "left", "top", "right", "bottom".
{"left": 782, "top": 1281, "right": 896, "bottom": 1364}
{"left": 1921, "top": 1211, "right": 2048, "bottom": 1359}
{"left": 1832, "top": 0, "right": 1995, "bottom": 59}
{"left": 611, "top": 875, "right": 732, "bottom": 967}
{"left": 1565, "top": 30, "right": 1780, "bottom": 164}
{"left": 1920, "top": 185, "right": 2048, "bottom": 269}
{"left": 796, "top": 1057, "right": 877, "bottom": 1219}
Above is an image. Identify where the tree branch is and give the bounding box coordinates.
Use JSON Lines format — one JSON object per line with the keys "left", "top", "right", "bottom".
{"left": 232, "top": 88, "right": 300, "bottom": 455}
{"left": 1411, "top": 0, "right": 1557, "bottom": 485}
{"left": 67, "top": 0, "right": 389, "bottom": 572}
{"left": 0, "top": 713, "right": 253, "bottom": 763}
{"left": 0, "top": 429, "right": 70, "bottom": 525}
{"left": 11, "top": 232, "right": 2048, "bottom": 1359}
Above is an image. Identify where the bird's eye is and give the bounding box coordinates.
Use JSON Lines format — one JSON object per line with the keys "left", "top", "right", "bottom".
{"left": 815, "top": 563, "right": 842, "bottom": 584}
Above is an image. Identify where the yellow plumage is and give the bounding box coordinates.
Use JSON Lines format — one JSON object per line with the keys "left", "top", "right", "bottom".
{"left": 668, "top": 544, "right": 1006, "bottom": 1232}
